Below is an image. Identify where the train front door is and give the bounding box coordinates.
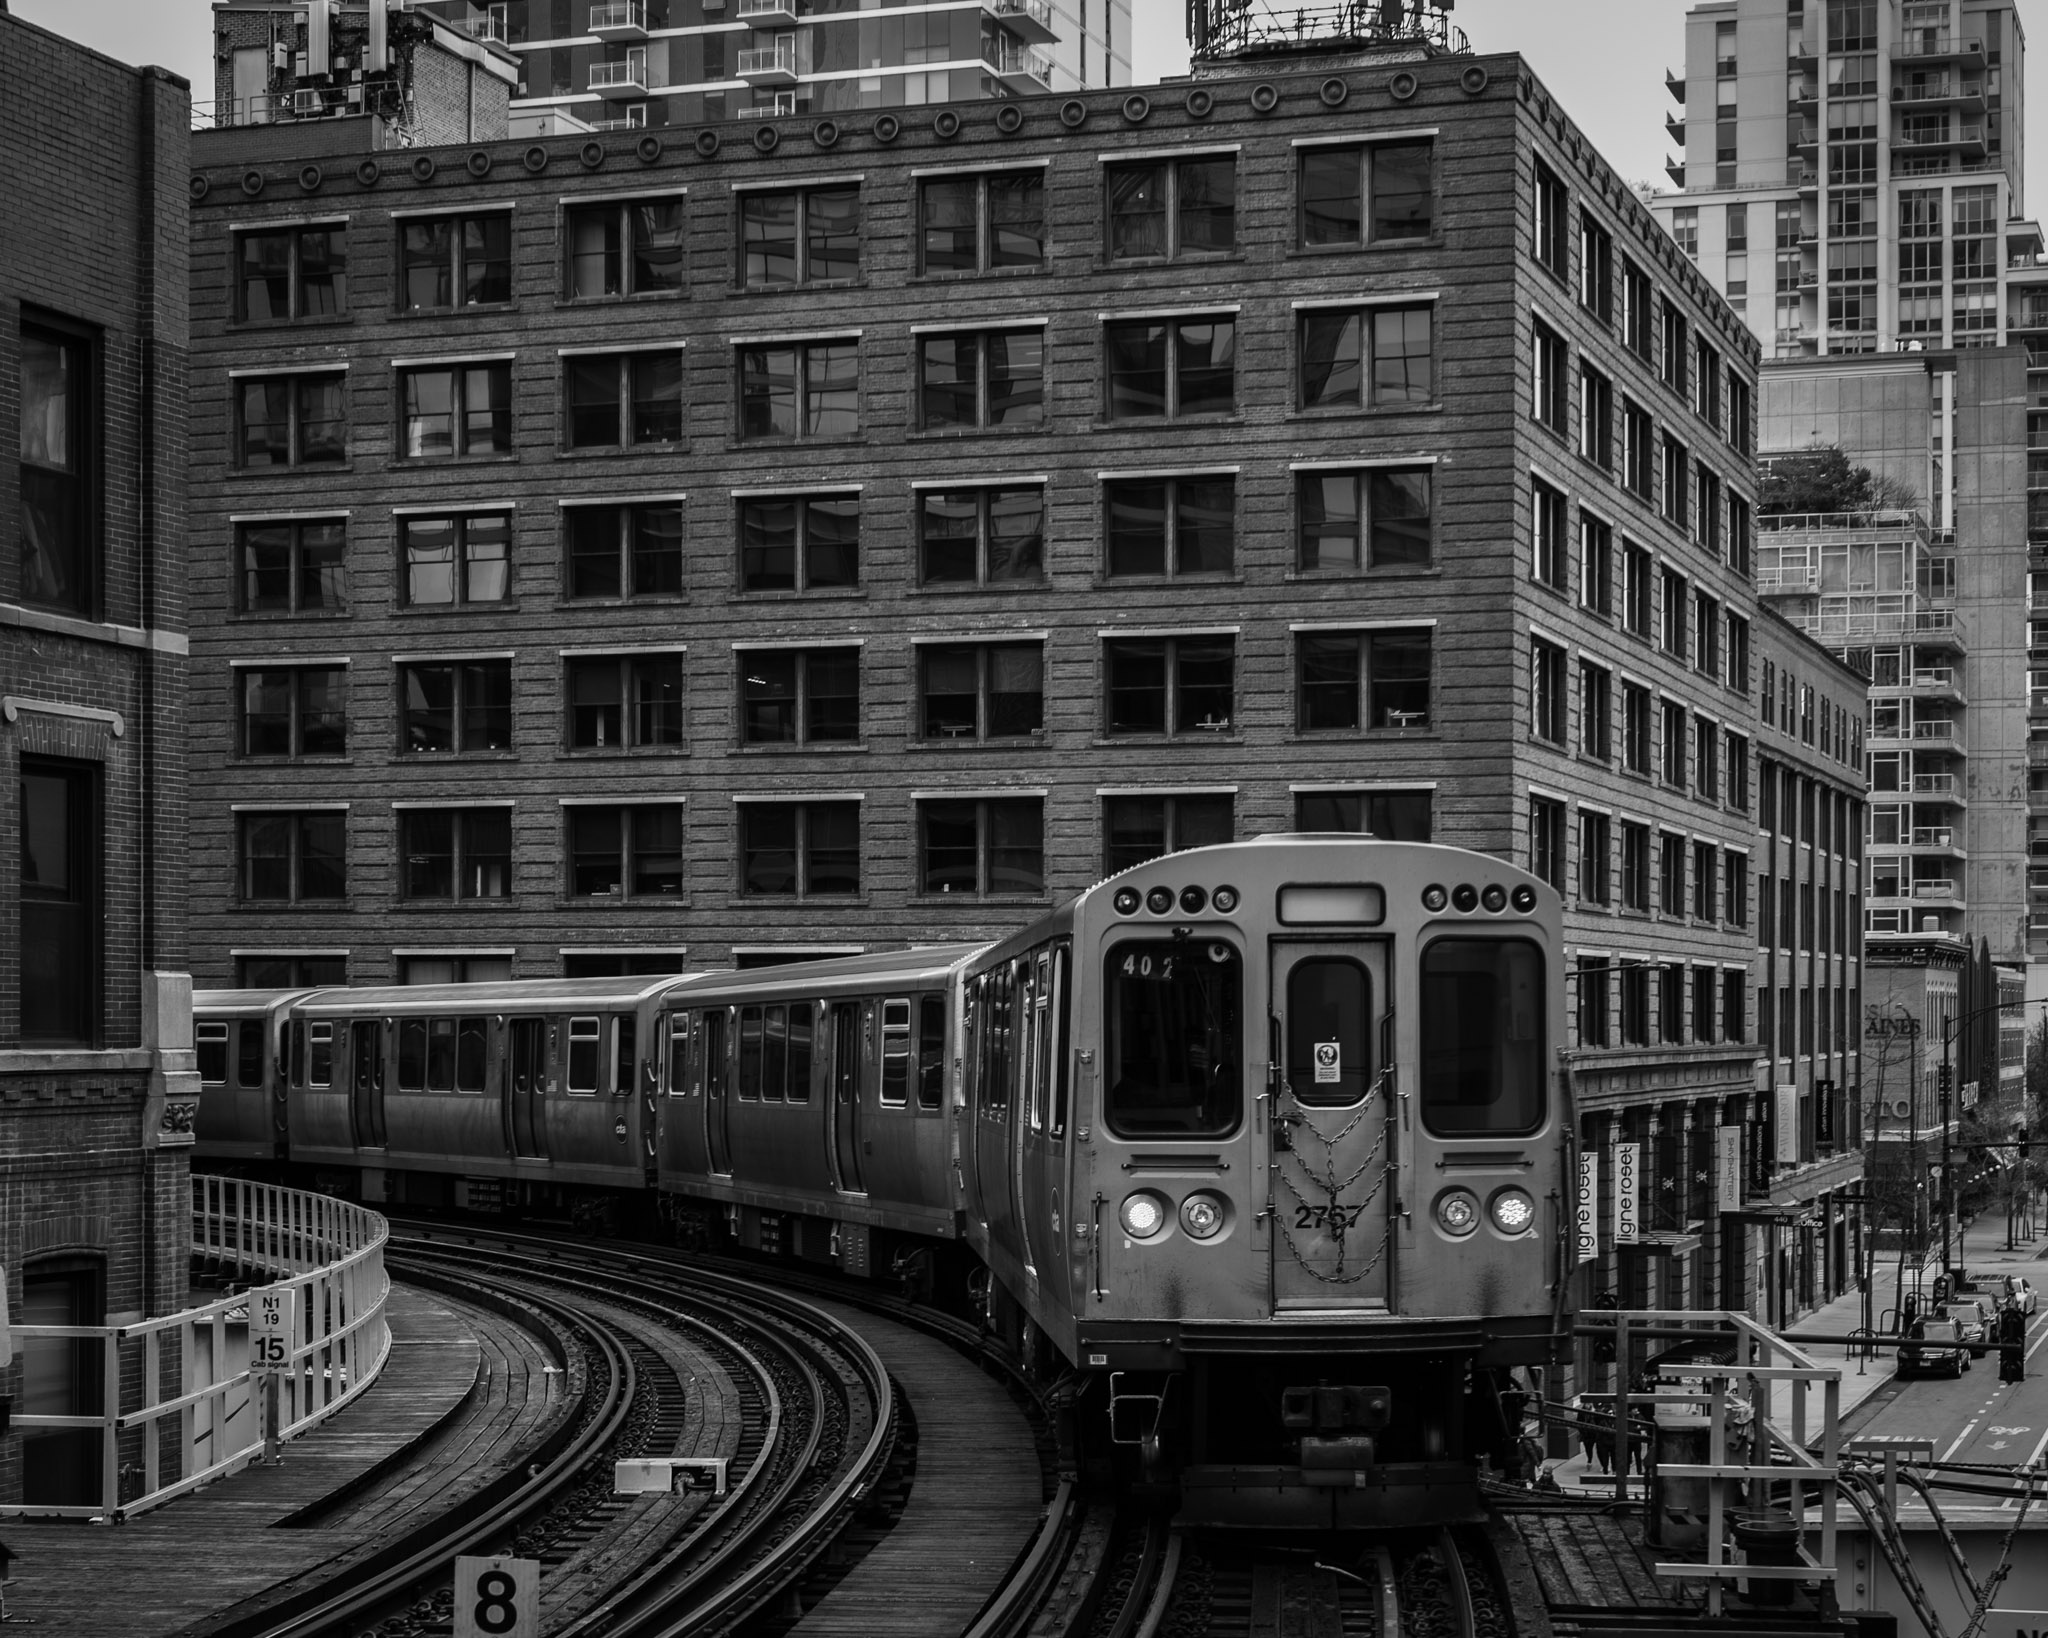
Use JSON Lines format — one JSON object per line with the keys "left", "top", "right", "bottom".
{"left": 508, "top": 1017, "right": 548, "bottom": 1159}
{"left": 1267, "top": 941, "right": 1394, "bottom": 1313}
{"left": 348, "top": 1021, "right": 386, "bottom": 1148}
{"left": 831, "top": 1001, "right": 866, "bottom": 1194}
{"left": 703, "top": 1009, "right": 732, "bottom": 1174}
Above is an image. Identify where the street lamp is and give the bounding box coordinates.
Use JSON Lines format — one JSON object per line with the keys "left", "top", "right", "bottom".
{"left": 1939, "top": 997, "right": 2025, "bottom": 1278}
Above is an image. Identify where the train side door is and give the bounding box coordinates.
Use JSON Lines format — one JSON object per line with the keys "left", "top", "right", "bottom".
{"left": 975, "top": 962, "right": 1017, "bottom": 1250}
{"left": 830, "top": 1001, "right": 866, "bottom": 1194}
{"left": 703, "top": 1009, "right": 732, "bottom": 1174}
{"left": 1267, "top": 941, "right": 1394, "bottom": 1313}
{"left": 508, "top": 1017, "right": 548, "bottom": 1159}
{"left": 349, "top": 1021, "right": 387, "bottom": 1149}
{"left": 1019, "top": 946, "right": 1071, "bottom": 1307}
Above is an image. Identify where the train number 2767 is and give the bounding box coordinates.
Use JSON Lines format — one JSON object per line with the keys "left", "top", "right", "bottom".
{"left": 1295, "top": 1203, "right": 1368, "bottom": 1229}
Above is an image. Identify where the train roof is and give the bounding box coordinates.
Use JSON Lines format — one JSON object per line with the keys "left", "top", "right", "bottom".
{"left": 195, "top": 988, "right": 313, "bottom": 1011}
{"left": 286, "top": 974, "right": 703, "bottom": 1015}
{"left": 657, "top": 943, "right": 988, "bottom": 1005}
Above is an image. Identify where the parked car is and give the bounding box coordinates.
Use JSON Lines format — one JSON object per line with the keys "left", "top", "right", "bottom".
{"left": 1998, "top": 1275, "right": 2038, "bottom": 1316}
{"left": 1898, "top": 1318, "right": 1970, "bottom": 1380}
{"left": 1940, "top": 1299, "right": 1993, "bottom": 1357}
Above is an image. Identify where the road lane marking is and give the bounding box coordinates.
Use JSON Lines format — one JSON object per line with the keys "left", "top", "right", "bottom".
{"left": 1943, "top": 1421, "right": 1984, "bottom": 1462}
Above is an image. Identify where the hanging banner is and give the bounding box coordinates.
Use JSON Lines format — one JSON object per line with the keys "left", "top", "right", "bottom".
{"left": 1576, "top": 1151, "right": 1598, "bottom": 1264}
{"left": 1776, "top": 1084, "right": 1800, "bottom": 1164}
{"left": 1614, "top": 1141, "right": 1640, "bottom": 1244}
{"left": 1717, "top": 1127, "right": 1742, "bottom": 1213}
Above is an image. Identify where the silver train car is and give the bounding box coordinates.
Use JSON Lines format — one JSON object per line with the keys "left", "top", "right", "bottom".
{"left": 197, "top": 835, "right": 1568, "bottom": 1525}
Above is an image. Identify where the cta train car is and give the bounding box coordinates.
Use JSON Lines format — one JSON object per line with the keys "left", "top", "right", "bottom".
{"left": 194, "top": 989, "right": 308, "bottom": 1161}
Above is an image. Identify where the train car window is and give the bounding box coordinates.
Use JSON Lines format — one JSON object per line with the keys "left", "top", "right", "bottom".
{"left": 308, "top": 1022, "right": 334, "bottom": 1088}
{"left": 1029, "top": 951, "right": 1053, "bottom": 1131}
{"left": 762, "top": 1004, "right": 789, "bottom": 1102}
{"left": 236, "top": 1021, "right": 266, "bottom": 1088}
{"left": 705, "top": 1010, "right": 729, "bottom": 1098}
{"left": 287, "top": 1020, "right": 307, "bottom": 1086}
{"left": 567, "top": 1016, "right": 601, "bottom": 1094}
{"left": 355, "top": 1025, "right": 380, "bottom": 1096}
{"left": 667, "top": 1014, "right": 689, "bottom": 1096}
{"left": 427, "top": 1018, "right": 457, "bottom": 1092}
{"left": 880, "top": 999, "right": 911, "bottom": 1106}
{"left": 988, "top": 963, "right": 1015, "bottom": 1112}
{"left": 1417, "top": 938, "right": 1545, "bottom": 1136}
{"left": 398, "top": 1020, "right": 427, "bottom": 1091}
{"left": 1285, "top": 959, "right": 1372, "bottom": 1108}
{"left": 787, "top": 1003, "right": 814, "bottom": 1103}
{"left": 1103, "top": 939, "right": 1242, "bottom": 1138}
{"left": 198, "top": 1023, "right": 229, "bottom": 1084}
{"left": 457, "top": 1017, "right": 487, "bottom": 1093}
{"left": 1051, "top": 944, "right": 1071, "bottom": 1138}
{"left": 738, "top": 1006, "right": 764, "bottom": 1100}
{"left": 613, "top": 1014, "right": 636, "bottom": 1098}
{"left": 916, "top": 995, "right": 946, "bottom": 1112}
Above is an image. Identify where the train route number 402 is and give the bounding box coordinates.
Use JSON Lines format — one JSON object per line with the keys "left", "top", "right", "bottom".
{"left": 249, "top": 1287, "right": 296, "bottom": 1377}
{"left": 454, "top": 1557, "right": 540, "bottom": 1638}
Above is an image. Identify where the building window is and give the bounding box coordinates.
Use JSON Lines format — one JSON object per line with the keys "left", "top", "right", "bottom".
{"left": 399, "top": 660, "right": 513, "bottom": 754}
{"left": 1661, "top": 568, "right": 1688, "bottom": 659}
{"left": 1577, "top": 955, "right": 1610, "bottom": 1046}
{"left": 917, "top": 329, "right": 1044, "bottom": 430}
{"left": 19, "top": 320, "right": 93, "bottom": 616}
{"left": 1105, "top": 476, "right": 1232, "bottom": 577}
{"left": 1724, "top": 850, "right": 1748, "bottom": 928}
{"left": 400, "top": 212, "right": 512, "bottom": 310}
{"left": 1691, "top": 838, "right": 1717, "bottom": 920}
{"left": 1693, "top": 338, "right": 1722, "bottom": 428}
{"left": 1533, "top": 319, "right": 1568, "bottom": 434}
{"left": 19, "top": 760, "right": 95, "bottom": 1043}
{"left": 240, "top": 666, "right": 347, "bottom": 758}
{"left": 740, "top": 493, "right": 859, "bottom": 592}
{"left": 1529, "top": 796, "right": 1566, "bottom": 890}
{"left": 400, "top": 809, "right": 511, "bottom": 900}
{"left": 241, "top": 811, "right": 346, "bottom": 903}
{"left": 401, "top": 513, "right": 510, "bottom": 607}
{"left": 1693, "top": 592, "right": 1721, "bottom": 677}
{"left": 1620, "top": 962, "right": 1649, "bottom": 1043}
{"left": 1297, "top": 468, "right": 1431, "bottom": 570}
{"left": 1622, "top": 683, "right": 1651, "bottom": 774}
{"left": 238, "top": 519, "right": 345, "bottom": 615}
{"left": 1294, "top": 789, "right": 1431, "bottom": 840}
{"left": 1726, "top": 732, "right": 1750, "bottom": 810}
{"left": 1532, "top": 477, "right": 1567, "bottom": 590}
{"left": 1580, "top": 514, "right": 1613, "bottom": 615}
{"left": 1104, "top": 793, "right": 1233, "bottom": 873}
{"left": 1105, "top": 317, "right": 1235, "bottom": 419}
{"left": 1671, "top": 207, "right": 1698, "bottom": 258}
{"left": 1691, "top": 965, "right": 1716, "bottom": 1042}
{"left": 1661, "top": 300, "right": 1688, "bottom": 392}
{"left": 1107, "top": 157, "right": 1236, "bottom": 259}
{"left": 1622, "top": 399, "right": 1654, "bottom": 498}
{"left": 904, "top": 791, "right": 1047, "bottom": 897}
{"left": 738, "top": 185, "right": 859, "bottom": 288}
{"left": 920, "top": 486, "right": 1043, "bottom": 584}
{"left": 399, "top": 363, "right": 512, "bottom": 459}
{"left": 1695, "top": 464, "right": 1722, "bottom": 555}
{"left": 737, "top": 340, "right": 859, "bottom": 440}
{"left": 568, "top": 653, "right": 686, "bottom": 750}
{"left": 1300, "top": 306, "right": 1433, "bottom": 409}
{"left": 1579, "top": 661, "right": 1611, "bottom": 758}
{"left": 1578, "top": 364, "right": 1613, "bottom": 467}
{"left": 1622, "top": 259, "right": 1653, "bottom": 358}
{"left": 1533, "top": 158, "right": 1568, "bottom": 278}
{"left": 919, "top": 170, "right": 1045, "bottom": 274}
{"left": 565, "top": 350, "right": 684, "bottom": 449}
{"left": 1620, "top": 821, "right": 1650, "bottom": 910}
{"left": 1579, "top": 211, "right": 1614, "bottom": 320}
{"left": 571, "top": 804, "right": 685, "bottom": 898}
{"left": 919, "top": 643, "right": 1044, "bottom": 740}
{"left": 1721, "top": 972, "right": 1745, "bottom": 1043}
{"left": 565, "top": 197, "right": 686, "bottom": 297}
{"left": 1726, "top": 613, "right": 1750, "bottom": 692}
{"left": 1623, "top": 542, "right": 1652, "bottom": 637}
{"left": 1658, "top": 832, "right": 1684, "bottom": 915}
{"left": 1662, "top": 434, "right": 1688, "bottom": 526}
{"left": 1579, "top": 811, "right": 1611, "bottom": 905}
{"left": 565, "top": 502, "right": 684, "bottom": 600}
{"left": 1105, "top": 636, "right": 1234, "bottom": 736}
{"left": 237, "top": 225, "right": 347, "bottom": 321}
{"left": 1694, "top": 714, "right": 1719, "bottom": 799}
{"left": 1531, "top": 638, "right": 1566, "bottom": 744}
{"left": 1728, "top": 376, "right": 1752, "bottom": 456}
{"left": 1661, "top": 700, "right": 1687, "bottom": 788}
{"left": 739, "top": 647, "right": 857, "bottom": 745}
{"left": 1659, "top": 962, "right": 1684, "bottom": 1042}
{"left": 237, "top": 954, "right": 346, "bottom": 987}
{"left": 239, "top": 371, "right": 346, "bottom": 467}
{"left": 736, "top": 801, "right": 858, "bottom": 896}
{"left": 1728, "top": 492, "right": 1752, "bottom": 577}
{"left": 1297, "top": 629, "right": 1433, "bottom": 732}
{"left": 1300, "top": 141, "right": 1433, "bottom": 246}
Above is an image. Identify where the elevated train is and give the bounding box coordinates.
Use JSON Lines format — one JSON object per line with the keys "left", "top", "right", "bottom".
{"left": 198, "top": 835, "right": 1569, "bottom": 1525}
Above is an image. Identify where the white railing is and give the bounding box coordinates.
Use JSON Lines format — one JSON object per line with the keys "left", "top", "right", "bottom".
{"left": 590, "top": 58, "right": 649, "bottom": 91}
{"left": 1, "top": 1178, "right": 389, "bottom": 1522}
{"left": 988, "top": 0, "right": 1055, "bottom": 31}
{"left": 590, "top": 0, "right": 648, "bottom": 27}
{"left": 737, "top": 38, "right": 798, "bottom": 76}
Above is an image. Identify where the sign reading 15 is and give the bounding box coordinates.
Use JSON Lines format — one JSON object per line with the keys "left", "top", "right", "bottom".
{"left": 250, "top": 1287, "right": 296, "bottom": 1377}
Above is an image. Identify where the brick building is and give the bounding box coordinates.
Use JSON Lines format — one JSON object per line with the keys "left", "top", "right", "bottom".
{"left": 0, "top": 9, "right": 195, "bottom": 1507}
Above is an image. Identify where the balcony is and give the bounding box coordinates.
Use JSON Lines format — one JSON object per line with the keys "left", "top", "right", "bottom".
{"left": 1901, "top": 666, "right": 1965, "bottom": 703}
{"left": 737, "top": 0, "right": 803, "bottom": 26}
{"left": 1896, "top": 34, "right": 1985, "bottom": 68}
{"left": 1895, "top": 124, "right": 1989, "bottom": 160}
{"left": 1910, "top": 771, "right": 1963, "bottom": 803}
{"left": 1757, "top": 563, "right": 1819, "bottom": 594}
{"left": 1912, "top": 719, "right": 1966, "bottom": 755}
{"left": 589, "top": 0, "right": 649, "bottom": 41}
{"left": 589, "top": 54, "right": 649, "bottom": 98}
{"left": 986, "top": 0, "right": 1057, "bottom": 44}
{"left": 1913, "top": 879, "right": 1962, "bottom": 902}
{"left": 1666, "top": 68, "right": 1685, "bottom": 103}
{"left": 1908, "top": 827, "right": 1965, "bottom": 858}
{"left": 1891, "top": 81, "right": 1987, "bottom": 112}
{"left": 1666, "top": 112, "right": 1686, "bottom": 144}
{"left": 985, "top": 36, "right": 1052, "bottom": 92}
{"left": 466, "top": 13, "right": 510, "bottom": 44}
{"left": 1666, "top": 158, "right": 1686, "bottom": 188}
{"left": 737, "top": 36, "right": 799, "bottom": 85}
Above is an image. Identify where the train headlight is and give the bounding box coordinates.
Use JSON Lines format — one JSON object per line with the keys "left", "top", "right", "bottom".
{"left": 1113, "top": 887, "right": 1142, "bottom": 915}
{"left": 1422, "top": 884, "right": 1448, "bottom": 912}
{"left": 1212, "top": 885, "right": 1239, "bottom": 914}
{"left": 1510, "top": 884, "right": 1538, "bottom": 913}
{"left": 1145, "top": 886, "right": 1175, "bottom": 915}
{"left": 1489, "top": 1188, "right": 1537, "bottom": 1236}
{"left": 1179, "top": 885, "right": 1209, "bottom": 914}
{"left": 1452, "top": 884, "right": 1479, "bottom": 912}
{"left": 1180, "top": 1193, "right": 1227, "bottom": 1240}
{"left": 1434, "top": 1189, "right": 1481, "bottom": 1237}
{"left": 1120, "top": 1191, "right": 1170, "bottom": 1239}
{"left": 1481, "top": 884, "right": 1507, "bottom": 913}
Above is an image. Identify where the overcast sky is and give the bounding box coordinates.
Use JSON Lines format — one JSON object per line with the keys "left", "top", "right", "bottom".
{"left": 9, "top": 0, "right": 2043, "bottom": 219}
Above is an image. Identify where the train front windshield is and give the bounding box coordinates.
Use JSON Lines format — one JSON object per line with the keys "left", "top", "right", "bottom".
{"left": 1417, "top": 938, "right": 1545, "bottom": 1136}
{"left": 1103, "top": 940, "right": 1242, "bottom": 1137}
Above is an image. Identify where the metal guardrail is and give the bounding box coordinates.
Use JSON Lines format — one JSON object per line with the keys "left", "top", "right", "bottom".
{"left": 0, "top": 1177, "right": 389, "bottom": 1522}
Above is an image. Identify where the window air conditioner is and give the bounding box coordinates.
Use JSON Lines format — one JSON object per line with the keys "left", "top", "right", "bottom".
{"left": 1888, "top": 1097, "right": 1913, "bottom": 1120}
